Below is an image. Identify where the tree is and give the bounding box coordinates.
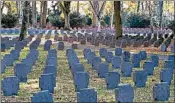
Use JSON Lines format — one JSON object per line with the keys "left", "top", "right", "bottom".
{"left": 77, "top": 1, "right": 79, "bottom": 14}
{"left": 1, "top": 1, "right": 5, "bottom": 14}
{"left": 19, "top": 1, "right": 30, "bottom": 41}
{"left": 137, "top": 1, "right": 140, "bottom": 13}
{"left": 89, "top": 1, "right": 106, "bottom": 32}
{"left": 114, "top": 1, "right": 122, "bottom": 39}
{"left": 159, "top": 1, "right": 163, "bottom": 28}
{"left": 58, "top": 1, "right": 71, "bottom": 30}
{"left": 40, "top": 1, "right": 47, "bottom": 28}
{"left": 32, "top": 1, "right": 37, "bottom": 27}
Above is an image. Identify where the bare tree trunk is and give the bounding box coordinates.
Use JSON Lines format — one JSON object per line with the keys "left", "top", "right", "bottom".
{"left": 41, "top": 1, "right": 47, "bottom": 28}
{"left": 114, "top": 1, "right": 122, "bottom": 39}
{"left": 32, "top": 1, "right": 37, "bottom": 27}
{"left": 19, "top": 1, "right": 30, "bottom": 41}
{"left": 59, "top": 1, "right": 71, "bottom": 30}
{"left": 137, "top": 1, "right": 140, "bottom": 13}
{"left": 77, "top": 1, "right": 79, "bottom": 14}
{"left": 40, "top": 1, "right": 43, "bottom": 27}
{"left": 159, "top": 1, "right": 163, "bottom": 28}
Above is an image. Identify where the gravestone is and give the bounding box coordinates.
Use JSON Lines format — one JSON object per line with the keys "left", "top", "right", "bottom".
{"left": 153, "top": 82, "right": 170, "bottom": 101}
{"left": 164, "top": 60, "right": 174, "bottom": 72}
{"left": 105, "top": 72, "right": 120, "bottom": 89}
{"left": 77, "top": 88, "right": 97, "bottom": 102}
{"left": 115, "top": 48, "right": 122, "bottom": 56}
{"left": 14, "top": 63, "right": 29, "bottom": 82}
{"left": 87, "top": 52, "right": 96, "bottom": 64}
{"left": 1, "top": 60, "right": 6, "bottom": 73}
{"left": 74, "top": 72, "right": 89, "bottom": 92}
{"left": 168, "top": 55, "right": 175, "bottom": 61}
{"left": 131, "top": 53, "right": 141, "bottom": 68}
{"left": 72, "top": 43, "right": 78, "bottom": 49}
{"left": 115, "top": 83, "right": 134, "bottom": 102}
{"left": 1, "top": 43, "right": 6, "bottom": 52}
{"left": 43, "top": 65, "right": 57, "bottom": 78}
{"left": 121, "top": 62, "right": 133, "bottom": 77}
{"left": 80, "top": 39, "right": 86, "bottom": 45}
{"left": 97, "top": 63, "right": 109, "bottom": 78}
{"left": 105, "top": 52, "right": 114, "bottom": 63}
{"left": 122, "top": 51, "right": 130, "bottom": 62}
{"left": 161, "top": 44, "right": 167, "bottom": 52}
{"left": 44, "top": 40, "right": 52, "bottom": 51}
{"left": 170, "top": 45, "right": 174, "bottom": 53}
{"left": 46, "top": 57, "right": 57, "bottom": 66}
{"left": 133, "top": 70, "right": 147, "bottom": 87}
{"left": 139, "top": 50, "right": 147, "bottom": 60}
{"left": 71, "top": 63, "right": 84, "bottom": 76}
{"left": 3, "top": 55, "right": 14, "bottom": 66}
{"left": 143, "top": 41, "right": 150, "bottom": 47}
{"left": 2, "top": 76, "right": 19, "bottom": 96}
{"left": 92, "top": 57, "right": 101, "bottom": 69}
{"left": 143, "top": 61, "right": 154, "bottom": 75}
{"left": 151, "top": 55, "right": 159, "bottom": 67}
{"left": 39, "top": 73, "right": 55, "bottom": 93}
{"left": 160, "top": 69, "right": 173, "bottom": 85}
{"left": 111, "top": 56, "right": 121, "bottom": 69}
{"left": 57, "top": 42, "right": 64, "bottom": 50}
{"left": 31, "top": 90, "right": 53, "bottom": 102}
{"left": 99, "top": 48, "right": 107, "bottom": 58}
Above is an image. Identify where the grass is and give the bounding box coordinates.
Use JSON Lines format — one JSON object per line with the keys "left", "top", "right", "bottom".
{"left": 1, "top": 40, "right": 174, "bottom": 102}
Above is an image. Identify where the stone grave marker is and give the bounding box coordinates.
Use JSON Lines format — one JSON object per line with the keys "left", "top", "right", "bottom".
{"left": 2, "top": 76, "right": 19, "bottom": 96}
{"left": 92, "top": 57, "right": 101, "bottom": 69}
{"left": 122, "top": 51, "right": 130, "bottom": 62}
{"left": 57, "top": 42, "right": 64, "bottom": 50}
{"left": 1, "top": 43, "right": 6, "bottom": 52}
{"left": 31, "top": 90, "right": 53, "bottom": 102}
{"left": 139, "top": 50, "right": 147, "bottom": 60}
{"left": 39, "top": 73, "right": 55, "bottom": 93}
{"left": 131, "top": 53, "right": 141, "bottom": 68}
{"left": 115, "top": 83, "right": 134, "bottom": 102}
{"left": 97, "top": 63, "right": 109, "bottom": 78}
{"left": 143, "top": 61, "right": 154, "bottom": 75}
{"left": 72, "top": 43, "right": 78, "bottom": 49}
{"left": 105, "top": 72, "right": 120, "bottom": 89}
{"left": 1, "top": 60, "right": 6, "bottom": 73}
{"left": 115, "top": 48, "right": 122, "bottom": 56}
{"left": 133, "top": 70, "right": 147, "bottom": 87}
{"left": 14, "top": 63, "right": 29, "bottom": 82}
{"left": 74, "top": 72, "right": 89, "bottom": 92}
{"left": 121, "top": 62, "right": 133, "bottom": 77}
{"left": 99, "top": 48, "right": 107, "bottom": 58}
{"left": 161, "top": 44, "right": 167, "bottom": 52}
{"left": 160, "top": 69, "right": 173, "bottom": 85}
{"left": 71, "top": 63, "right": 85, "bottom": 77}
{"left": 77, "top": 88, "right": 97, "bottom": 102}
{"left": 153, "top": 82, "right": 170, "bottom": 101}
{"left": 112, "top": 56, "right": 121, "bottom": 69}
{"left": 164, "top": 60, "right": 174, "bottom": 72}
{"left": 151, "top": 55, "right": 159, "bottom": 67}
{"left": 83, "top": 48, "right": 91, "bottom": 59}
{"left": 105, "top": 52, "right": 114, "bottom": 63}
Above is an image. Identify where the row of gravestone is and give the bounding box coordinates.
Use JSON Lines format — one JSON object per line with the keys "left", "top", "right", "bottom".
{"left": 1, "top": 49, "right": 39, "bottom": 96}
{"left": 82, "top": 48, "right": 173, "bottom": 102}
{"left": 84, "top": 48, "right": 174, "bottom": 87}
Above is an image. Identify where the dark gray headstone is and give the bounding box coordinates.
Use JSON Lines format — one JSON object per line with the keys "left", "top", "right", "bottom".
{"left": 105, "top": 72, "right": 120, "bottom": 89}
{"left": 115, "top": 48, "right": 122, "bottom": 56}
{"left": 2, "top": 76, "right": 19, "bottom": 96}
{"left": 31, "top": 90, "right": 53, "bottom": 102}
{"left": 1, "top": 43, "right": 6, "bottom": 52}
{"left": 164, "top": 60, "right": 174, "bottom": 72}
{"left": 77, "top": 88, "right": 97, "bottom": 102}
{"left": 122, "top": 51, "right": 130, "bottom": 62}
{"left": 92, "top": 57, "right": 101, "bottom": 69}
{"left": 115, "top": 83, "right": 134, "bottom": 102}
{"left": 1, "top": 60, "right": 6, "bottom": 73}
{"left": 57, "top": 42, "right": 64, "bottom": 50}
{"left": 97, "top": 63, "right": 109, "bottom": 78}
{"left": 153, "top": 82, "right": 170, "bottom": 101}
{"left": 72, "top": 43, "right": 78, "bottom": 49}
{"left": 139, "top": 50, "right": 147, "bottom": 60}
{"left": 99, "top": 48, "right": 107, "bottom": 58}
{"left": 39, "top": 73, "right": 55, "bottom": 93}
{"left": 112, "top": 56, "right": 121, "bottom": 69}
{"left": 74, "top": 72, "right": 89, "bottom": 92}
{"left": 151, "top": 55, "right": 159, "bottom": 67}
{"left": 133, "top": 70, "right": 147, "bottom": 87}
{"left": 160, "top": 69, "right": 173, "bottom": 85}
{"left": 105, "top": 52, "right": 114, "bottom": 63}
{"left": 161, "top": 44, "right": 167, "bottom": 52}
{"left": 14, "top": 63, "right": 29, "bottom": 82}
{"left": 121, "top": 62, "right": 133, "bottom": 77}
{"left": 131, "top": 53, "right": 141, "bottom": 68}
{"left": 143, "top": 61, "right": 154, "bottom": 75}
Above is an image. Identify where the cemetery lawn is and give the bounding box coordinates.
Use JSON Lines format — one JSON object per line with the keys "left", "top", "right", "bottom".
{"left": 1, "top": 44, "right": 174, "bottom": 102}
